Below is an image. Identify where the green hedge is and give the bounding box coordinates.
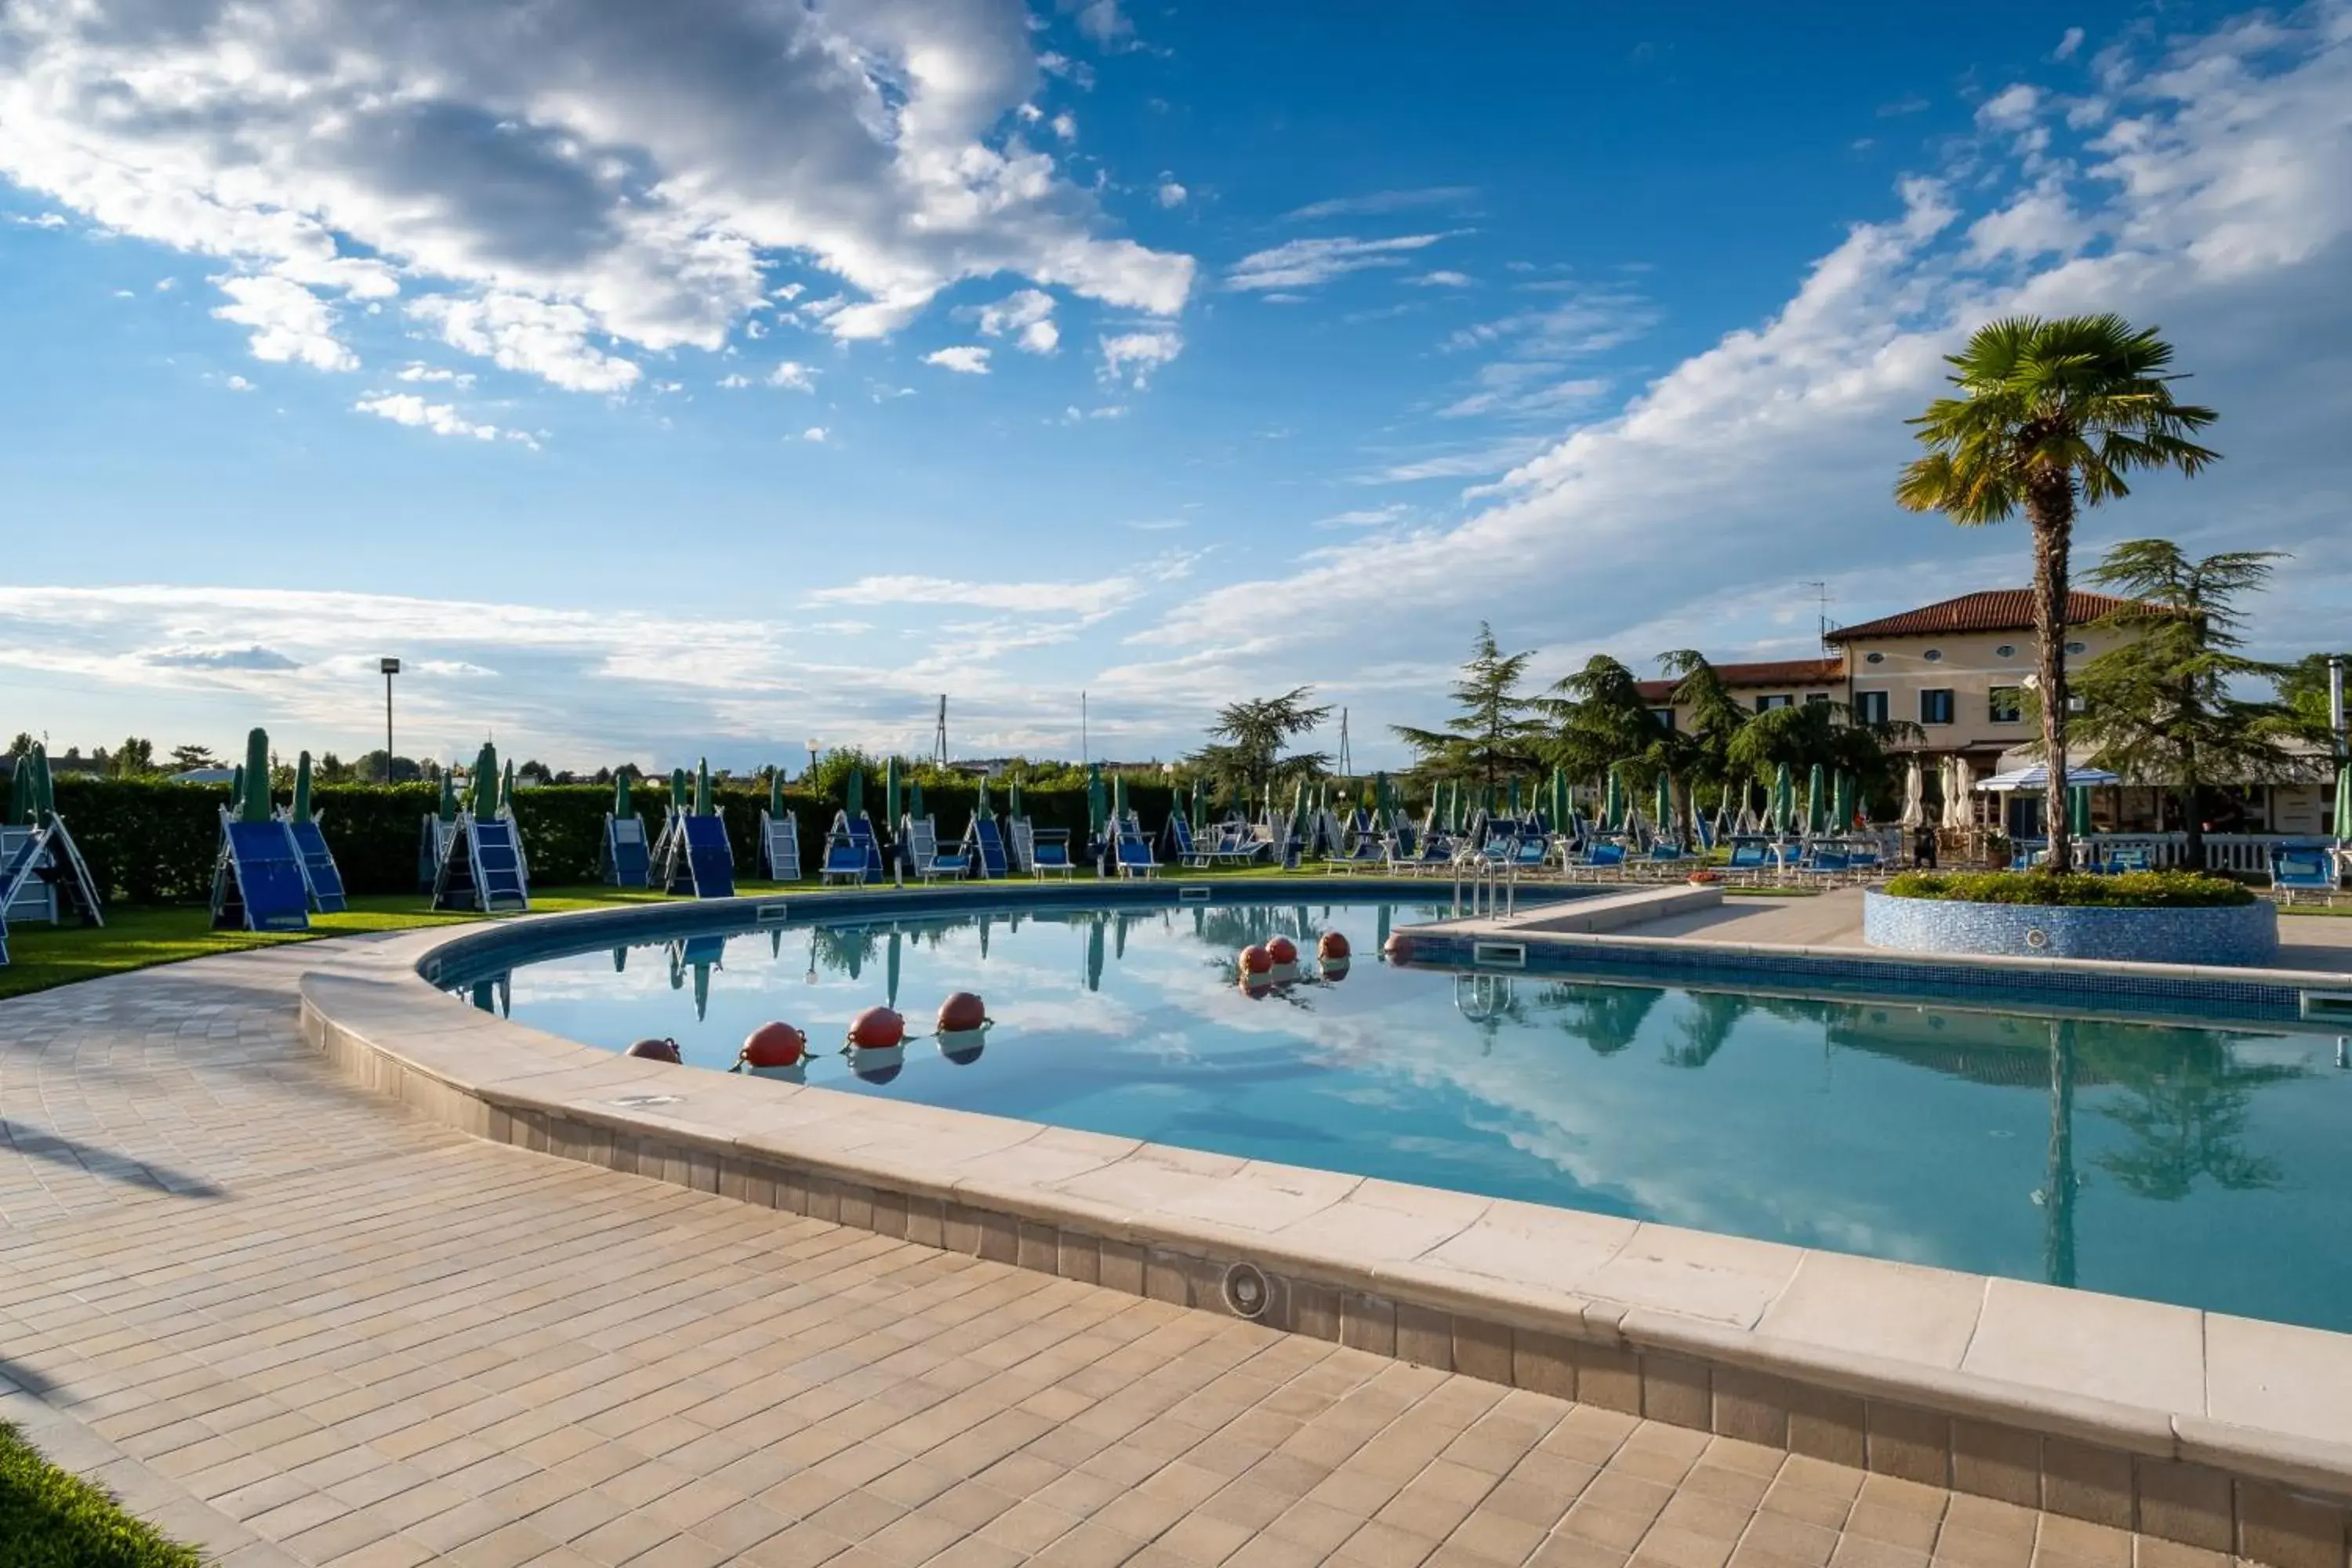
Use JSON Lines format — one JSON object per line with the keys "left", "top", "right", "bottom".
{"left": 1880, "top": 869, "right": 2256, "bottom": 909}
{"left": 45, "top": 778, "right": 1183, "bottom": 902}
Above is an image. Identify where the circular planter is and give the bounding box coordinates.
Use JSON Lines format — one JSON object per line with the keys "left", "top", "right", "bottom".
{"left": 1861, "top": 890, "right": 2279, "bottom": 967}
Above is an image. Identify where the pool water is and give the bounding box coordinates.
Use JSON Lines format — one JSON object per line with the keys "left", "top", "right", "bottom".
{"left": 480, "top": 898, "right": 2352, "bottom": 1333}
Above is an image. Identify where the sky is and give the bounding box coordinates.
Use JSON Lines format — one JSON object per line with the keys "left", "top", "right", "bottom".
{"left": 1, "top": 0, "right": 2347, "bottom": 773}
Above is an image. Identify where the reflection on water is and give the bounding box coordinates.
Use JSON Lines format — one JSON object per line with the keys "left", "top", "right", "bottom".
{"left": 477, "top": 901, "right": 2352, "bottom": 1332}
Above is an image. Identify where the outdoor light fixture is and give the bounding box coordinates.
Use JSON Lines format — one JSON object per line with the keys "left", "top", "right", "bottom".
{"left": 379, "top": 658, "right": 401, "bottom": 781}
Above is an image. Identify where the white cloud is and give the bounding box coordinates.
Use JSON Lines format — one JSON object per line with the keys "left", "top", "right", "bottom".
{"left": 1228, "top": 234, "right": 1448, "bottom": 292}
{"left": 1051, "top": 111, "right": 1078, "bottom": 143}
{"left": 1062, "top": 0, "right": 1131, "bottom": 46}
{"left": 2056, "top": 27, "right": 2086, "bottom": 60}
{"left": 801, "top": 426, "right": 829, "bottom": 443}
{"left": 210, "top": 275, "right": 355, "bottom": 372}
{"left": 924, "top": 345, "right": 992, "bottom": 374}
{"left": 810, "top": 559, "right": 1189, "bottom": 620}
{"left": 1407, "top": 270, "right": 1472, "bottom": 287}
{"left": 354, "top": 392, "right": 505, "bottom": 442}
{"left": 0, "top": 0, "right": 1193, "bottom": 386}
{"left": 1098, "top": 328, "right": 1181, "bottom": 387}
{"left": 1977, "top": 83, "right": 2044, "bottom": 129}
{"left": 223, "top": 375, "right": 256, "bottom": 392}
{"left": 7, "top": 210, "right": 67, "bottom": 228}
{"left": 1156, "top": 178, "right": 1188, "bottom": 208}
{"left": 717, "top": 373, "right": 752, "bottom": 388}
{"left": 1284, "top": 187, "right": 1476, "bottom": 221}
{"left": 394, "top": 363, "right": 477, "bottom": 387}
{"left": 409, "top": 294, "right": 638, "bottom": 394}
{"left": 1315, "top": 504, "right": 1411, "bottom": 530}
{"left": 768, "top": 361, "right": 817, "bottom": 390}
{"left": 975, "top": 289, "right": 1059, "bottom": 354}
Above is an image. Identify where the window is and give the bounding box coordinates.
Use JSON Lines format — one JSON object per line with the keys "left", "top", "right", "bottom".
{"left": 1920, "top": 688, "right": 1955, "bottom": 725}
{"left": 1648, "top": 708, "right": 1676, "bottom": 731}
{"left": 2065, "top": 640, "right": 2087, "bottom": 655}
{"left": 1988, "top": 686, "right": 2024, "bottom": 723}
{"left": 1995, "top": 643, "right": 2016, "bottom": 659}
{"left": 1804, "top": 692, "right": 1831, "bottom": 706}
{"left": 1854, "top": 690, "right": 1889, "bottom": 725}
{"left": 1864, "top": 652, "right": 1885, "bottom": 665}
{"left": 1923, "top": 648, "right": 1944, "bottom": 663}
{"left": 1755, "top": 694, "right": 1793, "bottom": 712}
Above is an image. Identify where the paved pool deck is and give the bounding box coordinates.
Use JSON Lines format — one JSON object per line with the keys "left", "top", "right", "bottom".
{"left": 2, "top": 907, "right": 2346, "bottom": 1567}
{"left": 1628, "top": 892, "right": 2352, "bottom": 974}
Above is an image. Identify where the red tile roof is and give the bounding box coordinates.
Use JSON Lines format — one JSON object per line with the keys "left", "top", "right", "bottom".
{"left": 1635, "top": 658, "right": 1845, "bottom": 702}
{"left": 1827, "top": 589, "right": 2138, "bottom": 643}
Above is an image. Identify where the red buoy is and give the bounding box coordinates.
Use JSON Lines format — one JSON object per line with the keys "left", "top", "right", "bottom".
{"left": 848, "top": 1006, "right": 906, "bottom": 1049}
{"left": 1238, "top": 975, "right": 1272, "bottom": 998}
{"left": 739, "top": 1022, "right": 806, "bottom": 1070}
{"left": 936, "top": 992, "right": 987, "bottom": 1034}
{"left": 1239, "top": 945, "right": 1272, "bottom": 976}
{"left": 1266, "top": 935, "right": 1298, "bottom": 967}
{"left": 1321, "top": 958, "right": 1351, "bottom": 983}
{"left": 1317, "top": 931, "right": 1351, "bottom": 961}
{"left": 626, "top": 1036, "right": 682, "bottom": 1063}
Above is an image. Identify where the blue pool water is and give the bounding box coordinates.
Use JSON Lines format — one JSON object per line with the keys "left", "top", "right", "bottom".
{"left": 477, "top": 898, "right": 2352, "bottom": 1332}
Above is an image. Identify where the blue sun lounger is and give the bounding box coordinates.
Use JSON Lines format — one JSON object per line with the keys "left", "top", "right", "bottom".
{"left": 822, "top": 811, "right": 881, "bottom": 884}
{"left": 657, "top": 813, "right": 735, "bottom": 898}
{"left": 213, "top": 812, "right": 312, "bottom": 931}
{"left": 281, "top": 811, "right": 347, "bottom": 912}
{"left": 1113, "top": 814, "right": 1158, "bottom": 878}
{"left": 969, "top": 813, "right": 1009, "bottom": 879}
{"left": 601, "top": 811, "right": 652, "bottom": 886}
{"left": 2270, "top": 843, "right": 2339, "bottom": 905}
{"left": 758, "top": 809, "right": 800, "bottom": 881}
{"left": 1029, "top": 829, "right": 1077, "bottom": 879}
{"left": 433, "top": 813, "right": 531, "bottom": 912}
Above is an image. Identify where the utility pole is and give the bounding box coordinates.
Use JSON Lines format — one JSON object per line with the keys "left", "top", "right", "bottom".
{"left": 1338, "top": 708, "right": 1352, "bottom": 778}
{"left": 379, "top": 658, "right": 401, "bottom": 781}
{"left": 934, "top": 696, "right": 949, "bottom": 769}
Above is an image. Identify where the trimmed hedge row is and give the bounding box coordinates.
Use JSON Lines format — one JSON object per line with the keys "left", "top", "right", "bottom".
{"left": 1880, "top": 869, "right": 2256, "bottom": 909}
{"left": 47, "top": 778, "right": 1183, "bottom": 902}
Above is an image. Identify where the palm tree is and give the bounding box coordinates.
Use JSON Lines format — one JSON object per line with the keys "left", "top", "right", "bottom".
{"left": 1895, "top": 314, "right": 2220, "bottom": 872}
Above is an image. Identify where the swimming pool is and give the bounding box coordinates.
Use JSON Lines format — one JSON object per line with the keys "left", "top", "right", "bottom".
{"left": 471, "top": 896, "right": 2352, "bottom": 1333}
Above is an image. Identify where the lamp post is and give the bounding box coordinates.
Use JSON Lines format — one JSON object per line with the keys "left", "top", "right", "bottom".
{"left": 379, "top": 659, "right": 401, "bottom": 782}
{"left": 806, "top": 738, "right": 819, "bottom": 782}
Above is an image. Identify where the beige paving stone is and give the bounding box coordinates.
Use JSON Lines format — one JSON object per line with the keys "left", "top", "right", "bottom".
{"left": 0, "top": 942, "right": 2298, "bottom": 1568}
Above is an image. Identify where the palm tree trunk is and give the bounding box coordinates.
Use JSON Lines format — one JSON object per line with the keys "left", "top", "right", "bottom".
{"left": 2027, "top": 492, "right": 2074, "bottom": 873}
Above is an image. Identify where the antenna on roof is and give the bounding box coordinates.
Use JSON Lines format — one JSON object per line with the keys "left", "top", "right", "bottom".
{"left": 933, "top": 695, "right": 948, "bottom": 768}
{"left": 1802, "top": 581, "right": 1832, "bottom": 650}
{"left": 1338, "top": 707, "right": 1352, "bottom": 777}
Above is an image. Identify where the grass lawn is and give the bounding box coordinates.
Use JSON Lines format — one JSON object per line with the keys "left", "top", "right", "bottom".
{"left": 0, "top": 1422, "right": 201, "bottom": 1568}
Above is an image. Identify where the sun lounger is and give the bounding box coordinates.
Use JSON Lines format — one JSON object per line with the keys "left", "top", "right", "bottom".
{"left": 602, "top": 812, "right": 652, "bottom": 887}
{"left": 1114, "top": 813, "right": 1159, "bottom": 878}
{"left": 431, "top": 812, "right": 532, "bottom": 913}
{"left": 1029, "top": 829, "right": 1076, "bottom": 879}
{"left": 758, "top": 809, "right": 800, "bottom": 880}
{"left": 211, "top": 811, "right": 310, "bottom": 931}
{"left": 903, "top": 815, "right": 940, "bottom": 879}
{"left": 924, "top": 833, "right": 972, "bottom": 881}
{"left": 2270, "top": 844, "right": 2339, "bottom": 905}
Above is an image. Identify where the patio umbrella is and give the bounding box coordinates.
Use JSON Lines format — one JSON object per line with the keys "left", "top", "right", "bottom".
{"left": 1109, "top": 772, "right": 1124, "bottom": 827}
{"left": 1086, "top": 765, "right": 1107, "bottom": 842}
{"left": 1770, "top": 763, "right": 1793, "bottom": 836}
{"left": 1654, "top": 774, "right": 1672, "bottom": 840}
{"left": 1085, "top": 916, "right": 1105, "bottom": 993}
{"left": 844, "top": 764, "right": 864, "bottom": 823}
{"left": 1548, "top": 769, "right": 1569, "bottom": 833}
{"left": 695, "top": 757, "right": 713, "bottom": 816}
{"left": 2336, "top": 763, "right": 2351, "bottom": 842}
{"left": 1900, "top": 758, "right": 1924, "bottom": 829}
{"left": 2068, "top": 783, "right": 2092, "bottom": 839}
{"left": 503, "top": 759, "right": 517, "bottom": 815}
{"left": 1008, "top": 779, "right": 1023, "bottom": 821}
{"left": 909, "top": 779, "right": 925, "bottom": 820}
{"left": 1603, "top": 768, "right": 1624, "bottom": 833}
{"left": 438, "top": 769, "right": 459, "bottom": 825}
{"left": 1507, "top": 779, "right": 1521, "bottom": 816}
{"left": 887, "top": 931, "right": 902, "bottom": 1011}
{"left": 768, "top": 768, "right": 783, "bottom": 819}
{"left": 239, "top": 730, "right": 271, "bottom": 823}
{"left": 1832, "top": 771, "right": 1853, "bottom": 832}
{"left": 1951, "top": 756, "right": 1976, "bottom": 828}
{"left": 31, "top": 744, "right": 55, "bottom": 822}
{"left": 472, "top": 742, "right": 499, "bottom": 819}
{"left": 884, "top": 757, "right": 901, "bottom": 829}
{"left": 670, "top": 767, "right": 689, "bottom": 817}
{"left": 292, "top": 752, "right": 313, "bottom": 822}
{"left": 1805, "top": 763, "right": 1826, "bottom": 836}
{"left": 1291, "top": 779, "right": 1310, "bottom": 844}
{"left": 1374, "top": 771, "right": 1390, "bottom": 823}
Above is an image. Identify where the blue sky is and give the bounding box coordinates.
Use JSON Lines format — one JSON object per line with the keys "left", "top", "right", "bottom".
{"left": 2, "top": 0, "right": 2347, "bottom": 772}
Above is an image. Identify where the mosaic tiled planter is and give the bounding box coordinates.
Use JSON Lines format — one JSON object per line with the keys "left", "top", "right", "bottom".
{"left": 1863, "top": 889, "right": 2279, "bottom": 967}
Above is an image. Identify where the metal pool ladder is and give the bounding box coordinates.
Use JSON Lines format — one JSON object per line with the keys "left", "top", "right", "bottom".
{"left": 1451, "top": 853, "right": 1519, "bottom": 919}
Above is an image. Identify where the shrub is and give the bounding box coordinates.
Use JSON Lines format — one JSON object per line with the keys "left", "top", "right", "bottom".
{"left": 1880, "top": 869, "right": 2255, "bottom": 909}
{"left": 43, "top": 777, "right": 1183, "bottom": 902}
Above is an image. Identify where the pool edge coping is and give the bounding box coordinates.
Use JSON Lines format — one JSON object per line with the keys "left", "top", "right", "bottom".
{"left": 296, "top": 891, "right": 2352, "bottom": 1567}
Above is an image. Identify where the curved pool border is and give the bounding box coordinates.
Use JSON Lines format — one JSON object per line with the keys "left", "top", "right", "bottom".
{"left": 298, "top": 881, "right": 2352, "bottom": 1566}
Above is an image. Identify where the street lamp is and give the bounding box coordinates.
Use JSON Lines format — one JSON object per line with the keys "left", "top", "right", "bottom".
{"left": 806, "top": 738, "right": 819, "bottom": 782}
{"left": 379, "top": 659, "right": 401, "bottom": 782}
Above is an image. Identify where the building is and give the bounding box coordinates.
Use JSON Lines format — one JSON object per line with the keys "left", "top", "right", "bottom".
{"left": 1632, "top": 587, "right": 2333, "bottom": 837}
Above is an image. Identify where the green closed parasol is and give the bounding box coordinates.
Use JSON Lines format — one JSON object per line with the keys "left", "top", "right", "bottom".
{"left": 1008, "top": 779, "right": 1022, "bottom": 820}
{"left": 887, "top": 930, "right": 902, "bottom": 1010}
{"left": 2068, "top": 782, "right": 2092, "bottom": 839}
{"left": 615, "top": 771, "right": 632, "bottom": 818}
{"left": 844, "top": 764, "right": 863, "bottom": 822}
{"left": 909, "top": 779, "right": 925, "bottom": 820}
{"left": 1805, "top": 763, "right": 1826, "bottom": 835}
{"left": 1602, "top": 768, "right": 1624, "bottom": 833}
{"left": 32, "top": 744, "right": 56, "bottom": 822}
{"left": 884, "top": 757, "right": 901, "bottom": 829}
{"left": 1654, "top": 773, "right": 1671, "bottom": 837}
{"left": 1109, "top": 772, "right": 1124, "bottom": 827}
{"left": 1086, "top": 764, "right": 1106, "bottom": 839}
{"left": 472, "top": 742, "right": 499, "bottom": 818}
{"left": 1771, "top": 763, "right": 1793, "bottom": 835}
{"left": 1548, "top": 768, "right": 1569, "bottom": 832}
{"left": 438, "top": 768, "right": 459, "bottom": 825}
{"left": 2336, "top": 764, "right": 2351, "bottom": 842}
{"left": 1086, "top": 916, "right": 1105, "bottom": 992}
{"left": 1832, "top": 770, "right": 1854, "bottom": 832}
{"left": 503, "top": 759, "right": 517, "bottom": 815}
{"left": 241, "top": 730, "right": 271, "bottom": 823}
{"left": 292, "top": 751, "right": 313, "bottom": 822}
{"left": 768, "top": 767, "right": 782, "bottom": 818}
{"left": 695, "top": 757, "right": 712, "bottom": 816}
{"left": 669, "top": 766, "right": 688, "bottom": 816}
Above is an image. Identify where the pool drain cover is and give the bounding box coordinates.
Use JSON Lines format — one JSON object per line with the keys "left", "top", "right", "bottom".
{"left": 2024, "top": 928, "right": 2050, "bottom": 950}
{"left": 1222, "top": 1262, "right": 1272, "bottom": 1320}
